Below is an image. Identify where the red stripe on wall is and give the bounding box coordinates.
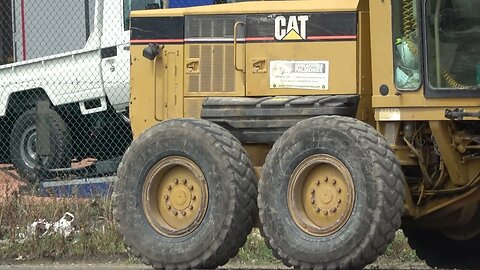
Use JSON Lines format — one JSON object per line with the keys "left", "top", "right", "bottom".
{"left": 21, "top": 0, "right": 26, "bottom": 60}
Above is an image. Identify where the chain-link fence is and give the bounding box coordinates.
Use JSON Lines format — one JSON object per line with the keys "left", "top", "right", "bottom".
{"left": 0, "top": 0, "right": 236, "bottom": 196}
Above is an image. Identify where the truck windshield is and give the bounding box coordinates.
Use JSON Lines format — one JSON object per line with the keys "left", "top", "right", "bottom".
{"left": 425, "top": 0, "right": 480, "bottom": 90}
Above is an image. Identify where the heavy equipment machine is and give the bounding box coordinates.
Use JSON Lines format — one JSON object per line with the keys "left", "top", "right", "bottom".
{"left": 113, "top": 0, "right": 480, "bottom": 269}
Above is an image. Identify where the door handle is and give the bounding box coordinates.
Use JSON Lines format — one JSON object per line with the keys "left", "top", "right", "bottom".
{"left": 186, "top": 58, "right": 200, "bottom": 73}
{"left": 252, "top": 59, "right": 267, "bottom": 73}
{"left": 234, "top": 21, "right": 245, "bottom": 72}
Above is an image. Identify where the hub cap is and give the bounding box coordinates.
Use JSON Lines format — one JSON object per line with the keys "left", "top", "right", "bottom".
{"left": 143, "top": 156, "right": 208, "bottom": 237}
{"left": 288, "top": 154, "right": 355, "bottom": 236}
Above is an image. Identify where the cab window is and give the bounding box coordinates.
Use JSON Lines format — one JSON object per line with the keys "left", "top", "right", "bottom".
{"left": 424, "top": 0, "right": 480, "bottom": 90}
{"left": 392, "top": 0, "right": 422, "bottom": 90}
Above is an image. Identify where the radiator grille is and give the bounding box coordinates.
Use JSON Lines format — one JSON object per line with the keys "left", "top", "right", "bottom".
{"left": 188, "top": 44, "right": 235, "bottom": 93}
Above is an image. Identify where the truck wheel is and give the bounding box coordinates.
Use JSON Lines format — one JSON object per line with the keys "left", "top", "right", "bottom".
{"left": 113, "top": 119, "right": 257, "bottom": 269}
{"left": 258, "top": 116, "right": 404, "bottom": 269}
{"left": 404, "top": 226, "right": 480, "bottom": 269}
{"left": 10, "top": 108, "right": 71, "bottom": 182}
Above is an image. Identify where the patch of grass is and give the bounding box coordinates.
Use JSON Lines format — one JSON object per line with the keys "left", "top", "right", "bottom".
{"left": 0, "top": 193, "right": 126, "bottom": 262}
{"left": 0, "top": 191, "right": 421, "bottom": 267}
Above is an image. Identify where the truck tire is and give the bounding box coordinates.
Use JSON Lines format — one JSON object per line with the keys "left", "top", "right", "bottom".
{"left": 258, "top": 116, "right": 405, "bottom": 270}
{"left": 113, "top": 119, "right": 257, "bottom": 269}
{"left": 404, "top": 227, "right": 480, "bottom": 269}
{"left": 10, "top": 108, "right": 71, "bottom": 182}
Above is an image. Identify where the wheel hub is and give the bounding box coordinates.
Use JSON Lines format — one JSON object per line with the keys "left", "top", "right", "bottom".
{"left": 143, "top": 156, "right": 208, "bottom": 237}
{"left": 288, "top": 154, "right": 355, "bottom": 236}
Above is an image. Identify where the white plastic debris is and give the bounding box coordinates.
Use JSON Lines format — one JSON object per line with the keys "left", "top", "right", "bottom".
{"left": 20, "top": 212, "right": 75, "bottom": 241}
{"left": 52, "top": 212, "right": 75, "bottom": 237}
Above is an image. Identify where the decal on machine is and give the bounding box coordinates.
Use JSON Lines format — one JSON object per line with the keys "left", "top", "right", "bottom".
{"left": 270, "top": 61, "right": 330, "bottom": 90}
{"left": 274, "top": 15, "right": 310, "bottom": 41}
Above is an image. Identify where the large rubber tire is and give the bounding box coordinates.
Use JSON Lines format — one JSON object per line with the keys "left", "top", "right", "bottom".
{"left": 259, "top": 116, "right": 405, "bottom": 269}
{"left": 10, "top": 108, "right": 71, "bottom": 182}
{"left": 113, "top": 119, "right": 257, "bottom": 269}
{"left": 404, "top": 227, "right": 480, "bottom": 269}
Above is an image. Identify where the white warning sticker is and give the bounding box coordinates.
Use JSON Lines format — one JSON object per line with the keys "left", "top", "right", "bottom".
{"left": 270, "top": 61, "right": 329, "bottom": 90}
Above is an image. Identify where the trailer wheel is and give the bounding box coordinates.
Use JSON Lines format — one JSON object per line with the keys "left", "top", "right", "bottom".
{"left": 259, "top": 116, "right": 404, "bottom": 270}
{"left": 404, "top": 221, "right": 480, "bottom": 269}
{"left": 10, "top": 108, "right": 71, "bottom": 182}
{"left": 113, "top": 119, "right": 257, "bottom": 269}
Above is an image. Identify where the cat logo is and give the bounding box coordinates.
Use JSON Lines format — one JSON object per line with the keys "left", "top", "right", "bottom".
{"left": 274, "top": 15, "right": 310, "bottom": 41}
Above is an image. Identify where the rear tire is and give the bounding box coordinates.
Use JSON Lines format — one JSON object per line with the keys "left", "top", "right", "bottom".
{"left": 259, "top": 116, "right": 405, "bottom": 269}
{"left": 10, "top": 108, "right": 71, "bottom": 182}
{"left": 404, "top": 226, "right": 480, "bottom": 269}
{"left": 113, "top": 119, "right": 257, "bottom": 269}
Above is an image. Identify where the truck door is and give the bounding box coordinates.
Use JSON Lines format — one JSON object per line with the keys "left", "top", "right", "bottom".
{"left": 99, "top": 0, "right": 136, "bottom": 113}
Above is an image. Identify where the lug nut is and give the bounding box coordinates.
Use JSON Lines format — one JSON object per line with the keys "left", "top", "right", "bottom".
{"left": 316, "top": 180, "right": 321, "bottom": 185}
{"left": 338, "top": 199, "right": 342, "bottom": 204}
{"left": 311, "top": 198, "right": 316, "bottom": 204}
{"left": 323, "top": 211, "right": 328, "bottom": 216}
{"left": 164, "top": 195, "right": 169, "bottom": 200}
{"left": 167, "top": 185, "right": 172, "bottom": 191}
{"left": 316, "top": 208, "right": 321, "bottom": 213}
{"left": 337, "top": 188, "right": 342, "bottom": 193}
{"left": 167, "top": 205, "right": 171, "bottom": 210}
{"left": 189, "top": 205, "right": 194, "bottom": 210}
{"left": 183, "top": 179, "right": 187, "bottom": 184}
{"left": 174, "top": 211, "right": 178, "bottom": 216}
{"left": 332, "top": 179, "right": 337, "bottom": 185}
{"left": 192, "top": 195, "right": 196, "bottom": 200}
{"left": 189, "top": 186, "right": 194, "bottom": 190}
{"left": 324, "top": 177, "right": 329, "bottom": 182}
{"left": 311, "top": 189, "right": 315, "bottom": 194}
{"left": 331, "top": 208, "right": 337, "bottom": 213}
{"left": 174, "top": 179, "right": 179, "bottom": 184}
{"left": 182, "top": 211, "right": 186, "bottom": 216}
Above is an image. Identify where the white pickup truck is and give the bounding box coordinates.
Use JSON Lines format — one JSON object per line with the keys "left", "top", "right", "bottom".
{"left": 0, "top": 0, "right": 165, "bottom": 181}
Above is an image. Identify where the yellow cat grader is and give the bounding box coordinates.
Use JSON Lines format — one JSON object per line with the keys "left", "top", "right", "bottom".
{"left": 113, "top": 0, "right": 480, "bottom": 269}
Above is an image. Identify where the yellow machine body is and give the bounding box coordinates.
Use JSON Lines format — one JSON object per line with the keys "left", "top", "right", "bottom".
{"left": 129, "top": 0, "right": 480, "bottom": 237}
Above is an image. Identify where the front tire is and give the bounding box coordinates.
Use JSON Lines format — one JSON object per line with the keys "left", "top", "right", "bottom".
{"left": 113, "top": 119, "right": 257, "bottom": 269}
{"left": 10, "top": 108, "right": 71, "bottom": 182}
{"left": 259, "top": 116, "right": 405, "bottom": 269}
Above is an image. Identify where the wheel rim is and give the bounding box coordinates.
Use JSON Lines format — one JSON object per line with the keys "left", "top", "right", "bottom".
{"left": 20, "top": 126, "right": 37, "bottom": 168}
{"left": 288, "top": 154, "right": 355, "bottom": 236}
{"left": 143, "top": 156, "right": 208, "bottom": 237}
